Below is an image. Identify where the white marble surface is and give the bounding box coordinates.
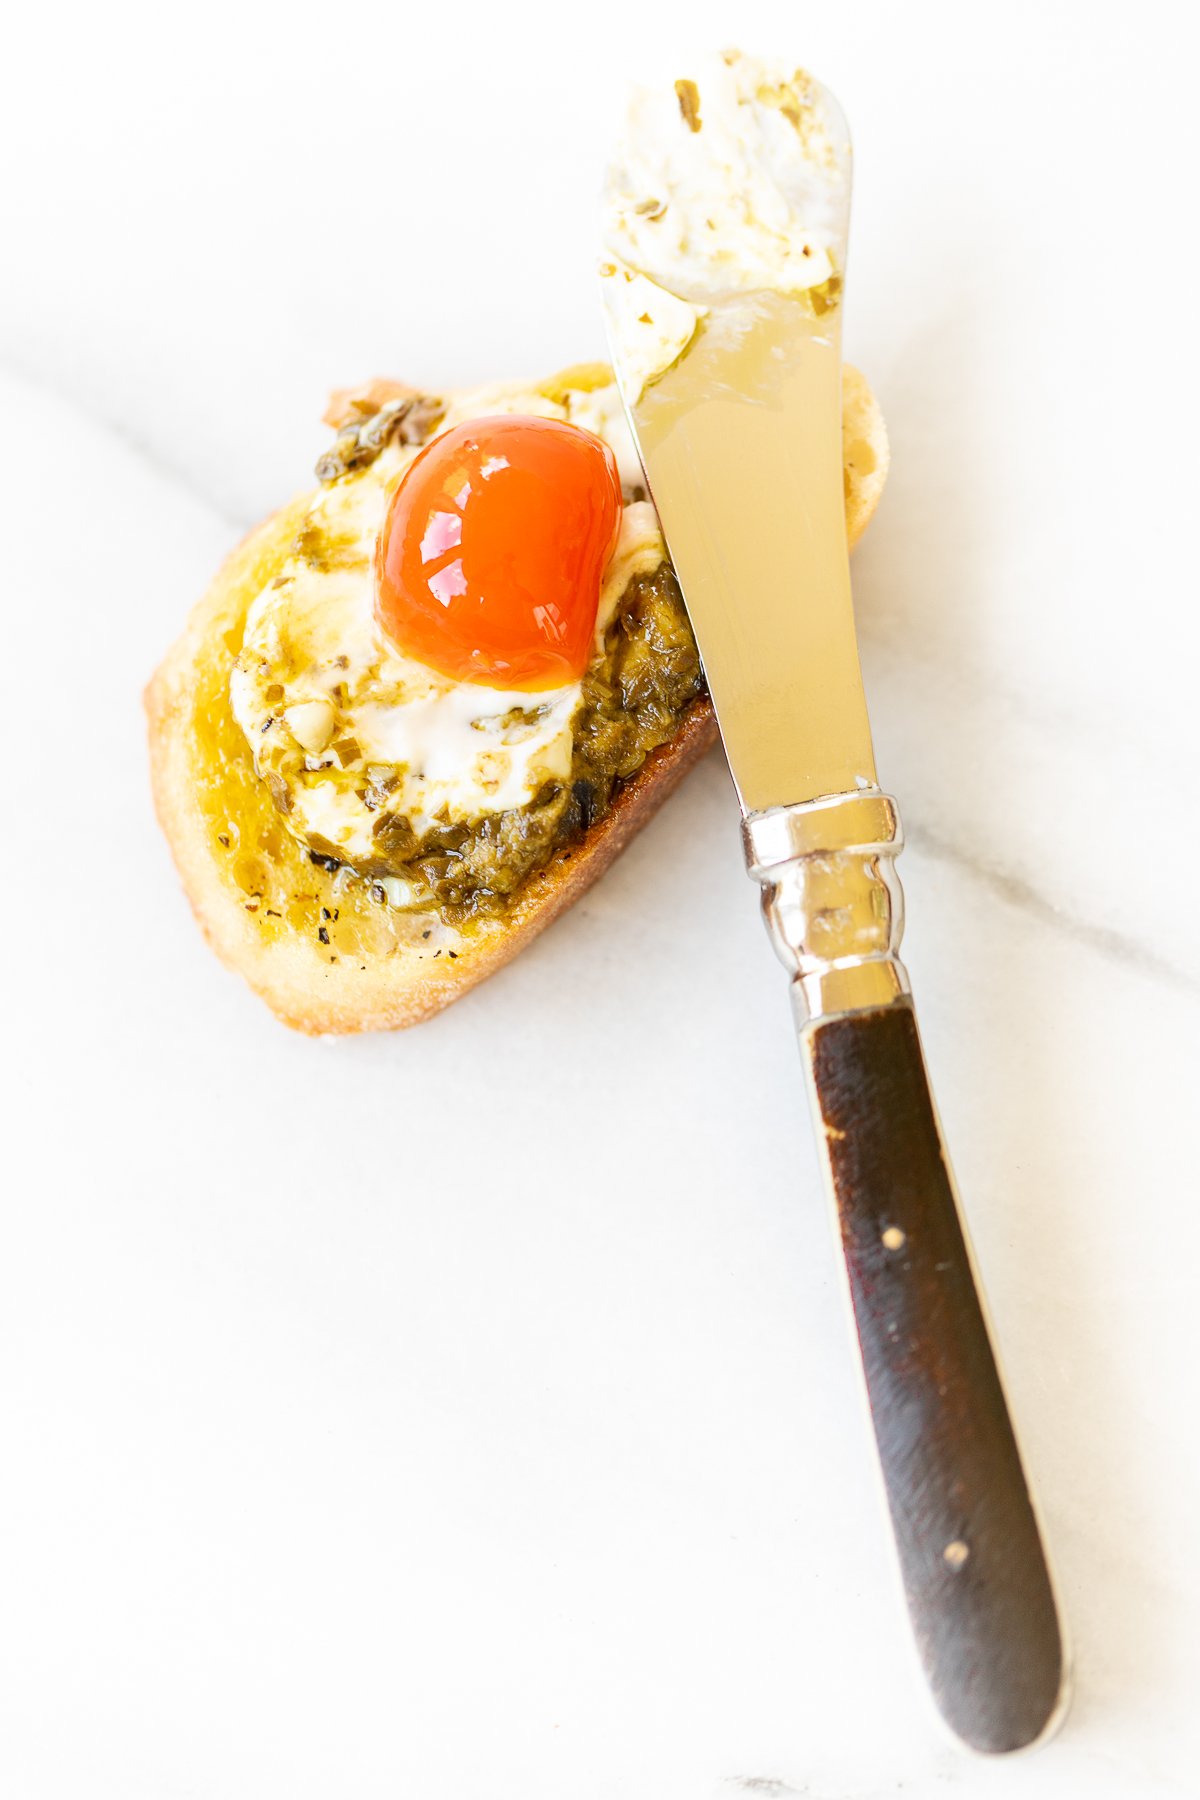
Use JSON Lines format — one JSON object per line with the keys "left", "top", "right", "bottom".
{"left": 3, "top": 3, "right": 1199, "bottom": 1795}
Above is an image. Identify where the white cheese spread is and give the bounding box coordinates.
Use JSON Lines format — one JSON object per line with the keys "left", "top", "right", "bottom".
{"left": 601, "top": 49, "right": 850, "bottom": 399}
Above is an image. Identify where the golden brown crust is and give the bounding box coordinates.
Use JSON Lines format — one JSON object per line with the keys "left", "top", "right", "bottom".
{"left": 146, "top": 366, "right": 887, "bottom": 1034}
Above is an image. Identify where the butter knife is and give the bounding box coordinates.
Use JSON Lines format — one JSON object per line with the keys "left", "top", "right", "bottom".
{"left": 602, "top": 68, "right": 1069, "bottom": 1755}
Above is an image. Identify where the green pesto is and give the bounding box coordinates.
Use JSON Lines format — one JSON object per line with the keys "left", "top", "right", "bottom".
{"left": 299, "top": 562, "right": 705, "bottom": 923}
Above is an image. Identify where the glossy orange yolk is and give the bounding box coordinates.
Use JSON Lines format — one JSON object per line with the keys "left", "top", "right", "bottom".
{"left": 375, "top": 414, "right": 624, "bottom": 690}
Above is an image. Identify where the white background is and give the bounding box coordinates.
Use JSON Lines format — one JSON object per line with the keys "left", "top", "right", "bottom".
{"left": 3, "top": 3, "right": 1199, "bottom": 1796}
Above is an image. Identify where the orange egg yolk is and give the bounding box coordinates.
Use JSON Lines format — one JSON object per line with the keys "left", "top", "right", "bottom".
{"left": 374, "top": 414, "right": 624, "bottom": 691}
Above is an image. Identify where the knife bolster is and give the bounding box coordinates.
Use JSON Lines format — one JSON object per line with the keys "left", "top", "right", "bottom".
{"left": 743, "top": 791, "right": 909, "bottom": 1022}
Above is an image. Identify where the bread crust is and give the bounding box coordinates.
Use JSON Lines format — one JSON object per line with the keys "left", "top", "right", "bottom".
{"left": 147, "top": 367, "right": 888, "bottom": 1033}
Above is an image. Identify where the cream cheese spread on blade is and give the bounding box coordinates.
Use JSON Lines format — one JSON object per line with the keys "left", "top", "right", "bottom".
{"left": 601, "top": 49, "right": 850, "bottom": 399}
{"left": 230, "top": 379, "right": 665, "bottom": 863}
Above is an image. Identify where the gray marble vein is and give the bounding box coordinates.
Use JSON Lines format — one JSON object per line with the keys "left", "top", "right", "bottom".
{"left": 908, "top": 819, "right": 1199, "bottom": 995}
{"left": 0, "top": 350, "right": 251, "bottom": 535}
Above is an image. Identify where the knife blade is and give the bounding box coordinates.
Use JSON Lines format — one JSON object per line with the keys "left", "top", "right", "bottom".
{"left": 623, "top": 292, "right": 875, "bottom": 810}
{"left": 602, "top": 62, "right": 1069, "bottom": 1756}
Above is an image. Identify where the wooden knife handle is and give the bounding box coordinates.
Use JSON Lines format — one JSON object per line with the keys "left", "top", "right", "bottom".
{"left": 804, "top": 999, "right": 1067, "bottom": 1753}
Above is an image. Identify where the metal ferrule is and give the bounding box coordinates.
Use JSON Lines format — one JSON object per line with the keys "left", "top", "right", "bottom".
{"left": 742, "top": 791, "right": 910, "bottom": 1023}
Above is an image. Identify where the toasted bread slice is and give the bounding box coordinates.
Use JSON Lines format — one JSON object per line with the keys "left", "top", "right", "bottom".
{"left": 146, "top": 365, "right": 888, "bottom": 1034}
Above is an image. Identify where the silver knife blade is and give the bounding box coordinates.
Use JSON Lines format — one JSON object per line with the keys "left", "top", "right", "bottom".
{"left": 613, "top": 293, "right": 875, "bottom": 812}
{"left": 602, "top": 71, "right": 873, "bottom": 813}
